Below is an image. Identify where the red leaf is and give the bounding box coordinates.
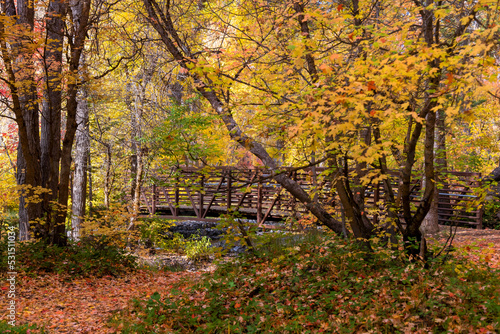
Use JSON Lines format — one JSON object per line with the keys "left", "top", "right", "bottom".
{"left": 446, "top": 72, "right": 453, "bottom": 85}
{"left": 367, "top": 81, "right": 376, "bottom": 91}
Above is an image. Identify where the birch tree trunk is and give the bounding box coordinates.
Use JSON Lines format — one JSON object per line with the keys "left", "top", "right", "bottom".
{"left": 71, "top": 87, "right": 89, "bottom": 240}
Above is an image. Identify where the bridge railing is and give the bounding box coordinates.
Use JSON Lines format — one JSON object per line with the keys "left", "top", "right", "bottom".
{"left": 139, "top": 167, "right": 483, "bottom": 228}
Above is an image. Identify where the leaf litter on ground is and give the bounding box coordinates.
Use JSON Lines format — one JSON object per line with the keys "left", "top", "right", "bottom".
{"left": 1, "top": 228, "right": 499, "bottom": 333}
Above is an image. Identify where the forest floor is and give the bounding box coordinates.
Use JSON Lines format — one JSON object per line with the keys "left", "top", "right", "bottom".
{"left": 0, "top": 269, "right": 208, "bottom": 333}
{"left": 1, "top": 227, "right": 499, "bottom": 333}
{"left": 432, "top": 225, "right": 500, "bottom": 269}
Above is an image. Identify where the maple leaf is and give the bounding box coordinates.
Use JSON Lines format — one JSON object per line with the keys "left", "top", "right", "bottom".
{"left": 367, "top": 81, "right": 376, "bottom": 91}
{"left": 319, "top": 63, "right": 333, "bottom": 74}
{"left": 446, "top": 72, "right": 453, "bottom": 85}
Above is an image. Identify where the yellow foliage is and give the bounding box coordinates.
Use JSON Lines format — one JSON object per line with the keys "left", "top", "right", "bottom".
{"left": 80, "top": 205, "right": 135, "bottom": 248}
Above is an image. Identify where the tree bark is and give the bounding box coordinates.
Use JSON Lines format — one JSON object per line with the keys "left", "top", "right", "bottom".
{"left": 104, "top": 143, "right": 112, "bottom": 209}
{"left": 0, "top": 0, "right": 92, "bottom": 244}
{"left": 2, "top": 0, "right": 43, "bottom": 241}
{"left": 71, "top": 87, "right": 90, "bottom": 240}
{"left": 421, "top": 110, "right": 447, "bottom": 235}
{"left": 41, "top": 0, "right": 66, "bottom": 243}
{"left": 69, "top": 0, "right": 90, "bottom": 239}
{"left": 52, "top": 0, "right": 91, "bottom": 245}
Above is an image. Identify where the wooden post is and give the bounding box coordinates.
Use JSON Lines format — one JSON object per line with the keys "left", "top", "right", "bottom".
{"left": 175, "top": 175, "right": 179, "bottom": 217}
{"left": 227, "top": 170, "right": 232, "bottom": 211}
{"left": 152, "top": 184, "right": 157, "bottom": 215}
{"left": 373, "top": 182, "right": 379, "bottom": 226}
{"left": 257, "top": 176, "right": 263, "bottom": 224}
{"left": 198, "top": 175, "right": 204, "bottom": 218}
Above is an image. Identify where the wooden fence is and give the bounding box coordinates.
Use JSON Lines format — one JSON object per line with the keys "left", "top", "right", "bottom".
{"left": 139, "top": 167, "right": 483, "bottom": 228}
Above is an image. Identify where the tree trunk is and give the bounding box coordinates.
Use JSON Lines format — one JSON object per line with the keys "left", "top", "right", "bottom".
{"left": 125, "top": 59, "right": 156, "bottom": 231}
{"left": 421, "top": 177, "right": 440, "bottom": 235}
{"left": 41, "top": 0, "right": 66, "bottom": 244}
{"left": 421, "top": 110, "right": 447, "bottom": 235}
{"left": 88, "top": 153, "right": 93, "bottom": 214}
{"left": 104, "top": 144, "right": 112, "bottom": 209}
{"left": 3, "top": 0, "right": 43, "bottom": 241}
{"left": 71, "top": 87, "right": 90, "bottom": 240}
{"left": 0, "top": 0, "right": 91, "bottom": 244}
{"left": 52, "top": 0, "right": 91, "bottom": 245}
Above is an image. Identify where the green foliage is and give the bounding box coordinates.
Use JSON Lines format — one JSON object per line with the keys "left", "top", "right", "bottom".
{"left": 108, "top": 292, "right": 168, "bottom": 334}
{"left": 161, "top": 233, "right": 188, "bottom": 254}
{"left": 111, "top": 233, "right": 500, "bottom": 333}
{"left": 0, "top": 211, "right": 18, "bottom": 241}
{"left": 139, "top": 217, "right": 177, "bottom": 250}
{"left": 214, "top": 213, "right": 258, "bottom": 255}
{"left": 185, "top": 235, "right": 212, "bottom": 262}
{"left": 0, "top": 236, "right": 137, "bottom": 278}
{"left": 482, "top": 199, "right": 500, "bottom": 230}
{"left": 148, "top": 98, "right": 223, "bottom": 166}
{"left": 140, "top": 218, "right": 214, "bottom": 260}
{"left": 252, "top": 229, "right": 325, "bottom": 259}
{"left": 0, "top": 321, "right": 44, "bottom": 334}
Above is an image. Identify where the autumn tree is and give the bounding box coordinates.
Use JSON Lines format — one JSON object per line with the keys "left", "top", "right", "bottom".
{"left": 0, "top": 0, "right": 103, "bottom": 244}
{"left": 137, "top": 0, "right": 500, "bottom": 256}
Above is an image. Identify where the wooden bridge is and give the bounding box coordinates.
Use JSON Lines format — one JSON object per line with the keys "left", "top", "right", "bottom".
{"left": 139, "top": 167, "right": 483, "bottom": 228}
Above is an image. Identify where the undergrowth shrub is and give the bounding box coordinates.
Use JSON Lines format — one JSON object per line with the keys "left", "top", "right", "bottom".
{"left": 185, "top": 235, "right": 212, "bottom": 261}
{"left": 0, "top": 235, "right": 137, "bottom": 278}
{"left": 139, "top": 217, "right": 176, "bottom": 250}
{"left": 111, "top": 231, "right": 500, "bottom": 333}
{"left": 79, "top": 204, "right": 133, "bottom": 248}
{"left": 482, "top": 199, "right": 500, "bottom": 229}
{"left": 139, "top": 218, "right": 214, "bottom": 260}
{"left": 215, "top": 213, "right": 258, "bottom": 251}
{"left": 162, "top": 233, "right": 188, "bottom": 253}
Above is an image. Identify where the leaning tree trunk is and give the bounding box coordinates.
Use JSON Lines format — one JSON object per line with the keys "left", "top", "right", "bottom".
{"left": 141, "top": 0, "right": 345, "bottom": 235}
